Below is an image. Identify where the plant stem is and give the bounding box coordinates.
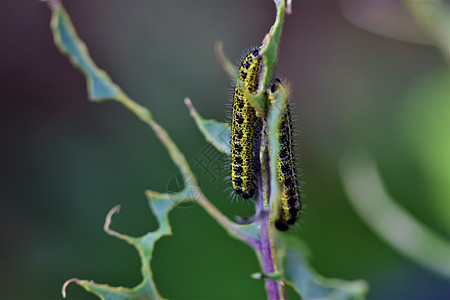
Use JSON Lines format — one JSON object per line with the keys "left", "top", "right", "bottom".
{"left": 258, "top": 215, "right": 281, "bottom": 300}
{"left": 255, "top": 125, "right": 282, "bottom": 300}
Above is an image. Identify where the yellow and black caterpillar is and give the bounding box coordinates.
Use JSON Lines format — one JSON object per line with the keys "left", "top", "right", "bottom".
{"left": 230, "top": 50, "right": 300, "bottom": 230}
{"left": 270, "top": 80, "right": 301, "bottom": 231}
{"left": 231, "top": 49, "right": 262, "bottom": 199}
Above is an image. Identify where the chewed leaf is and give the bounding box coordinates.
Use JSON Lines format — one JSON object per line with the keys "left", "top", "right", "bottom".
{"left": 278, "top": 234, "right": 369, "bottom": 300}
{"left": 185, "top": 98, "right": 231, "bottom": 155}
{"left": 63, "top": 188, "right": 196, "bottom": 300}
{"left": 62, "top": 278, "right": 156, "bottom": 300}
{"left": 50, "top": 4, "right": 122, "bottom": 102}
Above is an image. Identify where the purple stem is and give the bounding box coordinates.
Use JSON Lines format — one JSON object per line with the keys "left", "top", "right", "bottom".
{"left": 255, "top": 159, "right": 281, "bottom": 300}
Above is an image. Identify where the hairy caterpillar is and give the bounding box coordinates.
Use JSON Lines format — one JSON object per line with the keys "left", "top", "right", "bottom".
{"left": 269, "top": 79, "right": 301, "bottom": 231}
{"left": 231, "top": 49, "right": 262, "bottom": 199}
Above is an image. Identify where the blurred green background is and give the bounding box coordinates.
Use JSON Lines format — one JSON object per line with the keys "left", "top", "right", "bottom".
{"left": 0, "top": 1, "right": 448, "bottom": 299}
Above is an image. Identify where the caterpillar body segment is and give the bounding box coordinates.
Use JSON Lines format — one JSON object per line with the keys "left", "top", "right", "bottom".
{"left": 231, "top": 49, "right": 263, "bottom": 199}
{"left": 269, "top": 80, "right": 301, "bottom": 231}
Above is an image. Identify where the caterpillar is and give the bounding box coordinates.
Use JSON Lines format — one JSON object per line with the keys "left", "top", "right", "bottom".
{"left": 269, "top": 79, "right": 301, "bottom": 231}
{"left": 231, "top": 49, "right": 262, "bottom": 199}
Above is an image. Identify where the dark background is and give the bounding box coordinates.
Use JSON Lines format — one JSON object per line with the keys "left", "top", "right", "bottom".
{"left": 1, "top": 1, "right": 448, "bottom": 299}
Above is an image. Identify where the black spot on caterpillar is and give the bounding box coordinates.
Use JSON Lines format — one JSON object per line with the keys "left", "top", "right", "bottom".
{"left": 269, "top": 79, "right": 301, "bottom": 231}
{"left": 231, "top": 49, "right": 262, "bottom": 199}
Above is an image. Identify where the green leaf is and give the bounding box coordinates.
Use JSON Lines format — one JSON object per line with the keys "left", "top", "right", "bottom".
{"left": 252, "top": 0, "right": 286, "bottom": 114}
{"left": 278, "top": 234, "right": 369, "bottom": 300}
{"left": 267, "top": 83, "right": 289, "bottom": 212}
{"left": 50, "top": 4, "right": 123, "bottom": 102}
{"left": 185, "top": 98, "right": 231, "bottom": 155}
{"left": 63, "top": 278, "right": 156, "bottom": 300}
{"left": 63, "top": 188, "right": 197, "bottom": 299}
